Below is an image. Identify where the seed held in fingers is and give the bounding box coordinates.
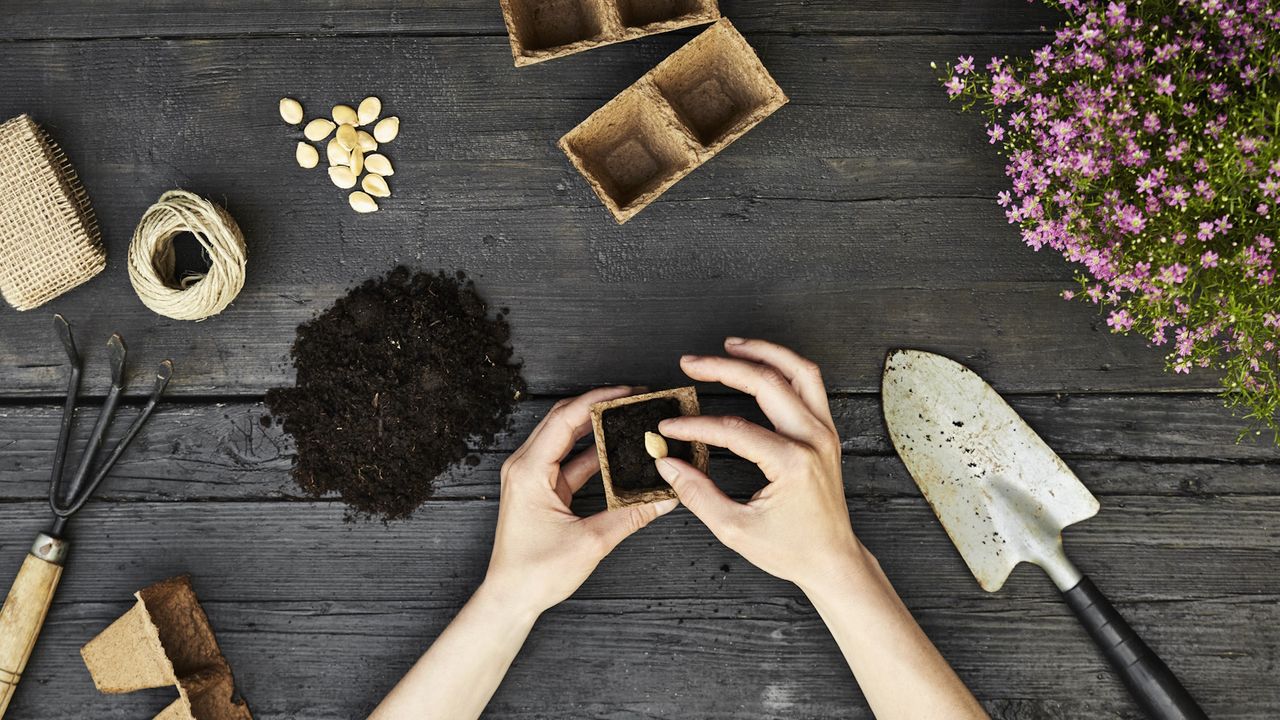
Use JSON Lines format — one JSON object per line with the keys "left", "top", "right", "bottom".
{"left": 295, "top": 141, "right": 319, "bottom": 168}
{"left": 279, "top": 97, "right": 304, "bottom": 125}
{"left": 328, "top": 165, "right": 358, "bottom": 189}
{"left": 304, "top": 118, "right": 336, "bottom": 141}
{"left": 349, "top": 147, "right": 364, "bottom": 175}
{"left": 362, "top": 173, "right": 391, "bottom": 198}
{"left": 326, "top": 138, "right": 349, "bottom": 166}
{"left": 336, "top": 123, "right": 358, "bottom": 151}
{"left": 365, "top": 153, "right": 394, "bottom": 176}
{"left": 332, "top": 104, "right": 358, "bottom": 126}
{"left": 358, "top": 96, "right": 382, "bottom": 126}
{"left": 356, "top": 130, "right": 378, "bottom": 152}
{"left": 644, "top": 431, "right": 669, "bottom": 459}
{"left": 373, "top": 116, "right": 399, "bottom": 143}
{"left": 349, "top": 190, "right": 379, "bottom": 213}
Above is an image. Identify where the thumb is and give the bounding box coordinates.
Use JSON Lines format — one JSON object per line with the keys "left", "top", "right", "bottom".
{"left": 655, "top": 458, "right": 744, "bottom": 536}
{"left": 583, "top": 497, "right": 679, "bottom": 555}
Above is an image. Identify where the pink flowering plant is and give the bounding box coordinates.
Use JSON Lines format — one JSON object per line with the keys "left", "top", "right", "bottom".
{"left": 941, "top": 0, "right": 1280, "bottom": 438}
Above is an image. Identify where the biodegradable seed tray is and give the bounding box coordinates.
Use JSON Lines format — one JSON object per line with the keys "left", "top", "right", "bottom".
{"left": 499, "top": 0, "right": 719, "bottom": 66}
{"left": 559, "top": 19, "right": 787, "bottom": 223}
{"left": 81, "top": 575, "right": 252, "bottom": 720}
{"left": 590, "top": 386, "right": 708, "bottom": 509}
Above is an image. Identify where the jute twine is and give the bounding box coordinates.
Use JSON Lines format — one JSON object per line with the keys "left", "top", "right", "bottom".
{"left": 128, "top": 190, "right": 246, "bottom": 321}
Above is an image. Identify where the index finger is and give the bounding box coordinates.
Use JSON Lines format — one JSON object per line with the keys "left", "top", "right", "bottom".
{"left": 723, "top": 338, "right": 834, "bottom": 430}
{"left": 517, "top": 385, "right": 637, "bottom": 469}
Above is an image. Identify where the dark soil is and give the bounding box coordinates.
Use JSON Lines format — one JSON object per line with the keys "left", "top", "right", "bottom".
{"left": 601, "top": 397, "right": 692, "bottom": 494}
{"left": 265, "top": 267, "right": 525, "bottom": 521}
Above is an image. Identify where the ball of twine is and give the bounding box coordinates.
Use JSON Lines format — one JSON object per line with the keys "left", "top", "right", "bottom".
{"left": 128, "top": 190, "right": 246, "bottom": 321}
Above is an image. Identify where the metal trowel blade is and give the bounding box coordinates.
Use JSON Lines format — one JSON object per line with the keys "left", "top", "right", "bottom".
{"left": 881, "top": 350, "right": 1099, "bottom": 592}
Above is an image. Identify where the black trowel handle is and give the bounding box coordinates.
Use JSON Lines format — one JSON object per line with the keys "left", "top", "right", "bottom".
{"left": 1062, "top": 575, "right": 1207, "bottom": 720}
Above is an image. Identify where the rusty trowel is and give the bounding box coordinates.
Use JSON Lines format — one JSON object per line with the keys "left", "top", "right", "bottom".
{"left": 881, "top": 350, "right": 1206, "bottom": 720}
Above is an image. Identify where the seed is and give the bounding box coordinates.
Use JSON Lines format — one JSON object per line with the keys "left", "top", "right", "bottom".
{"left": 279, "top": 98, "right": 304, "bottom": 125}
{"left": 356, "top": 130, "right": 378, "bottom": 152}
{"left": 304, "top": 118, "right": 336, "bottom": 141}
{"left": 328, "top": 166, "right": 357, "bottom": 189}
{"left": 348, "top": 191, "right": 379, "bottom": 213}
{"left": 295, "top": 141, "right": 319, "bottom": 168}
{"left": 644, "top": 431, "right": 669, "bottom": 459}
{"left": 364, "top": 153, "right": 394, "bottom": 176}
{"left": 332, "top": 104, "right": 358, "bottom": 126}
{"left": 358, "top": 96, "right": 381, "bottom": 126}
{"left": 326, "top": 138, "right": 349, "bottom": 166}
{"left": 362, "top": 173, "right": 391, "bottom": 198}
{"left": 349, "top": 147, "right": 364, "bottom": 175}
{"left": 373, "top": 116, "right": 399, "bottom": 143}
{"left": 336, "top": 123, "right": 358, "bottom": 151}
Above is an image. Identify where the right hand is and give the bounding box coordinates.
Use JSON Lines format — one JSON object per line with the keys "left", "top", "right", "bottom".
{"left": 655, "top": 338, "right": 866, "bottom": 592}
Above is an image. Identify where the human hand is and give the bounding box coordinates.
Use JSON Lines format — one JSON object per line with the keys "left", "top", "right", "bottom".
{"left": 482, "top": 386, "right": 679, "bottom": 616}
{"left": 655, "top": 338, "right": 864, "bottom": 593}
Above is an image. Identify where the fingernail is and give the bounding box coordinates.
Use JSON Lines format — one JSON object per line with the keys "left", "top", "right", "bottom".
{"left": 680, "top": 354, "right": 702, "bottom": 363}
{"left": 725, "top": 336, "right": 745, "bottom": 346}
{"left": 657, "top": 417, "right": 675, "bottom": 431}
{"left": 655, "top": 457, "right": 680, "bottom": 484}
{"left": 652, "top": 498, "right": 680, "bottom": 515}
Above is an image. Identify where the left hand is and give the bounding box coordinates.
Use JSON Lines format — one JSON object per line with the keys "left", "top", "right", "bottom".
{"left": 481, "top": 386, "right": 679, "bottom": 616}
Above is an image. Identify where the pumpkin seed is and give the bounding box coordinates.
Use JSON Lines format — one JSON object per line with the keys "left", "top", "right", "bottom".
{"left": 644, "top": 432, "right": 669, "bottom": 459}
{"left": 365, "top": 153, "right": 394, "bottom": 176}
{"left": 373, "top": 116, "right": 399, "bottom": 143}
{"left": 328, "top": 166, "right": 358, "bottom": 189}
{"left": 358, "top": 96, "right": 382, "bottom": 126}
{"left": 332, "top": 104, "right": 358, "bottom": 126}
{"left": 362, "top": 173, "right": 391, "bottom": 198}
{"left": 295, "top": 141, "right": 319, "bottom": 168}
{"left": 348, "top": 191, "right": 379, "bottom": 213}
{"left": 356, "top": 130, "right": 378, "bottom": 152}
{"left": 349, "top": 147, "right": 364, "bottom": 175}
{"left": 326, "top": 138, "right": 349, "bottom": 166}
{"left": 336, "top": 123, "right": 358, "bottom": 151}
{"left": 279, "top": 98, "right": 304, "bottom": 125}
{"left": 304, "top": 118, "right": 336, "bottom": 142}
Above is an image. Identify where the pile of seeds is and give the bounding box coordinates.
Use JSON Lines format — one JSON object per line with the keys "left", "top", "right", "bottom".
{"left": 265, "top": 267, "right": 526, "bottom": 521}
{"left": 279, "top": 96, "right": 399, "bottom": 213}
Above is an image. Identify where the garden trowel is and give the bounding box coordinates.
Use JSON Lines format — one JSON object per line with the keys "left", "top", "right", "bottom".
{"left": 881, "top": 350, "right": 1206, "bottom": 720}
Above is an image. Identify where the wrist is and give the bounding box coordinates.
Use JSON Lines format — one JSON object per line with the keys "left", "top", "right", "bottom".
{"left": 472, "top": 578, "right": 546, "bottom": 628}
{"left": 795, "top": 539, "right": 883, "bottom": 604}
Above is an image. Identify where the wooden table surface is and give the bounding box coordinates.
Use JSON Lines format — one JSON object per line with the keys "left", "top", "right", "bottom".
{"left": 1, "top": 2, "right": 1277, "bottom": 718}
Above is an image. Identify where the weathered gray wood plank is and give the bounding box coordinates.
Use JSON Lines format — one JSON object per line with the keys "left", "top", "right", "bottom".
{"left": 0, "top": 0, "right": 1063, "bottom": 41}
{"left": 0, "top": 496, "right": 1275, "bottom": 718}
{"left": 1, "top": 395, "right": 1276, "bottom": 502}
{"left": 0, "top": 35, "right": 1199, "bottom": 397}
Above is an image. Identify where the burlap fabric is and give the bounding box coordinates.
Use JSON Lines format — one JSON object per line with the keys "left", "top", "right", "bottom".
{"left": 0, "top": 114, "right": 104, "bottom": 311}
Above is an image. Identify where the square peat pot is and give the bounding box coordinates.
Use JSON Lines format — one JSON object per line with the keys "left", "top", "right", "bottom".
{"left": 499, "top": 0, "right": 719, "bottom": 66}
{"left": 559, "top": 18, "right": 787, "bottom": 222}
{"left": 589, "top": 387, "right": 709, "bottom": 509}
{"left": 558, "top": 84, "right": 701, "bottom": 223}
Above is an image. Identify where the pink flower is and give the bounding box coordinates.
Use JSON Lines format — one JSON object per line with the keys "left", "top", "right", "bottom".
{"left": 987, "top": 124, "right": 1005, "bottom": 143}
{"left": 1201, "top": 251, "right": 1219, "bottom": 268}
{"left": 956, "top": 55, "right": 975, "bottom": 75}
{"left": 946, "top": 76, "right": 965, "bottom": 97}
{"left": 1153, "top": 74, "right": 1175, "bottom": 95}
{"left": 1107, "top": 310, "right": 1134, "bottom": 332}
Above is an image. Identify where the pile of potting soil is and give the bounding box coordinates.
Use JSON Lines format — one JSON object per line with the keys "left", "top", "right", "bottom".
{"left": 265, "top": 266, "right": 525, "bottom": 520}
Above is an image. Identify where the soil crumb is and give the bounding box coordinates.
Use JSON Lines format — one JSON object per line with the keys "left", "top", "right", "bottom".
{"left": 266, "top": 267, "right": 525, "bottom": 520}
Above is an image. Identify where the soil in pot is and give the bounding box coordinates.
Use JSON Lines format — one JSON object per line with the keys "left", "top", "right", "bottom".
{"left": 600, "top": 397, "right": 693, "bottom": 493}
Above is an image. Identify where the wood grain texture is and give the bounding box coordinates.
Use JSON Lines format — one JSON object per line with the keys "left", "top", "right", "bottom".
{"left": 1, "top": 395, "right": 1277, "bottom": 504}
{"left": 0, "top": 34, "right": 1203, "bottom": 397}
{"left": 0, "top": 554, "right": 63, "bottom": 718}
{"left": 0, "top": 496, "right": 1275, "bottom": 719}
{"left": 0, "top": 0, "right": 1063, "bottom": 41}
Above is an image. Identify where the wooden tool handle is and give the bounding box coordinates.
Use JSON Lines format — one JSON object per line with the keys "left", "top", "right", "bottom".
{"left": 0, "top": 537, "right": 66, "bottom": 718}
